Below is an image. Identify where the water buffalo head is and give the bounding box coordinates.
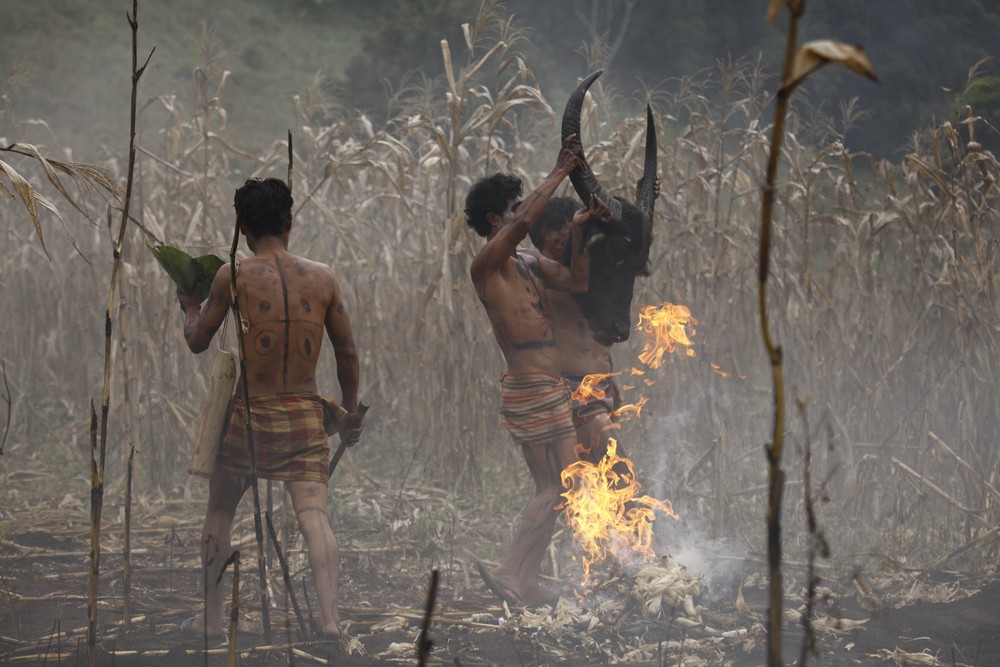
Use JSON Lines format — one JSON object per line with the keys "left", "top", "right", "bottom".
{"left": 561, "top": 70, "right": 657, "bottom": 346}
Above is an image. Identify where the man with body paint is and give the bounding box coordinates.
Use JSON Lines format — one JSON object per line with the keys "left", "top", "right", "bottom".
{"left": 177, "top": 177, "right": 363, "bottom": 641}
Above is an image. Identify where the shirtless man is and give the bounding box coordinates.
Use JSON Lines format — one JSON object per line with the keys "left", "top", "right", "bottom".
{"left": 528, "top": 178, "right": 659, "bottom": 464}
{"left": 177, "top": 177, "right": 363, "bottom": 640}
{"left": 527, "top": 196, "right": 620, "bottom": 463}
{"left": 465, "top": 138, "right": 609, "bottom": 606}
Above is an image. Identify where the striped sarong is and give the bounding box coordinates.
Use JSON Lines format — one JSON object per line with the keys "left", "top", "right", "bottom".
{"left": 218, "top": 393, "right": 332, "bottom": 483}
{"left": 498, "top": 372, "right": 576, "bottom": 448}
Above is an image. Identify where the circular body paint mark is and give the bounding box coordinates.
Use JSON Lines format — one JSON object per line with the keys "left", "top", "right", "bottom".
{"left": 254, "top": 329, "right": 278, "bottom": 355}
{"left": 259, "top": 300, "right": 272, "bottom": 313}
{"left": 297, "top": 332, "right": 317, "bottom": 360}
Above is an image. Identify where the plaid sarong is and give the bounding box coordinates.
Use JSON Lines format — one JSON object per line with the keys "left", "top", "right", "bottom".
{"left": 218, "top": 393, "right": 332, "bottom": 483}
{"left": 564, "top": 373, "right": 622, "bottom": 426}
{"left": 498, "top": 372, "right": 577, "bottom": 448}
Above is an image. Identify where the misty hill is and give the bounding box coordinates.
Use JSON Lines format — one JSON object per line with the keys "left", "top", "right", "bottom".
{"left": 1, "top": 0, "right": 998, "bottom": 159}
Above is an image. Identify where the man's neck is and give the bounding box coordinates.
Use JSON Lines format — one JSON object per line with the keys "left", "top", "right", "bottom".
{"left": 248, "top": 234, "right": 287, "bottom": 256}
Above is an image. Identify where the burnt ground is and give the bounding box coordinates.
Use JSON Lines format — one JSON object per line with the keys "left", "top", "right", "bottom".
{"left": 2, "top": 469, "right": 1000, "bottom": 666}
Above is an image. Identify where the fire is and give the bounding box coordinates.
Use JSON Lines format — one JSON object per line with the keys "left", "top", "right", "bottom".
{"left": 571, "top": 372, "right": 619, "bottom": 403}
{"left": 560, "top": 438, "right": 679, "bottom": 585}
{"left": 557, "top": 301, "right": 696, "bottom": 589}
{"left": 610, "top": 396, "right": 648, "bottom": 422}
{"left": 635, "top": 303, "right": 696, "bottom": 369}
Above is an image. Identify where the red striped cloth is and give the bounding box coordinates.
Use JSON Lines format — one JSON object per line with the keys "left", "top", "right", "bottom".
{"left": 218, "top": 393, "right": 331, "bottom": 483}
{"left": 499, "top": 372, "right": 577, "bottom": 448}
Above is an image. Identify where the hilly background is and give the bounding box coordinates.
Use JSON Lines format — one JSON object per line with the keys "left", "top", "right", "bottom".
{"left": 2, "top": 0, "right": 999, "bottom": 160}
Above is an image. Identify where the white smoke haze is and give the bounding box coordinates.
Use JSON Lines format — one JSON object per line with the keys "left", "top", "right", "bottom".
{"left": 2, "top": 1, "right": 999, "bottom": 663}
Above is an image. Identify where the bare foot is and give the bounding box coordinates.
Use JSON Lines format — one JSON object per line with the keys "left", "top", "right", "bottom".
{"left": 319, "top": 623, "right": 342, "bottom": 640}
{"left": 520, "top": 584, "right": 559, "bottom": 607}
{"left": 477, "top": 562, "right": 523, "bottom": 607}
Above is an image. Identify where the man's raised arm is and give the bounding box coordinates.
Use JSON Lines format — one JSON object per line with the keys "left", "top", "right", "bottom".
{"left": 470, "top": 136, "right": 582, "bottom": 282}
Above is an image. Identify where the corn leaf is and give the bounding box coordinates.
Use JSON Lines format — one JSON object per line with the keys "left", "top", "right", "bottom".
{"left": 783, "top": 40, "right": 878, "bottom": 92}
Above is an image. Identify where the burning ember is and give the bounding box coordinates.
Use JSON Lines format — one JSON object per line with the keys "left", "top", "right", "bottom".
{"left": 559, "top": 439, "right": 679, "bottom": 585}
{"left": 635, "top": 302, "right": 696, "bottom": 369}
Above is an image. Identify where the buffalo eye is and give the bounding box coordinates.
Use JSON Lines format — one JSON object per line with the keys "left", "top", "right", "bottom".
{"left": 616, "top": 259, "right": 625, "bottom": 268}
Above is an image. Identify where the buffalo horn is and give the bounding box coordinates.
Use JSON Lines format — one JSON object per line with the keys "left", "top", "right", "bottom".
{"left": 637, "top": 104, "right": 658, "bottom": 219}
{"left": 560, "top": 70, "right": 623, "bottom": 222}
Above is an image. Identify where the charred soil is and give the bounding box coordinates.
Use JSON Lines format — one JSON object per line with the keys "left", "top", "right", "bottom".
{"left": 1, "top": 479, "right": 999, "bottom": 666}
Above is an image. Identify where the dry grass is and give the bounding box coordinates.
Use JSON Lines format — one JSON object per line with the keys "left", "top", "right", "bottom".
{"left": 1, "top": 7, "right": 998, "bottom": 582}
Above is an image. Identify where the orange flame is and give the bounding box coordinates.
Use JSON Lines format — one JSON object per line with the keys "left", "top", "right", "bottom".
{"left": 610, "top": 396, "right": 648, "bottom": 422}
{"left": 571, "top": 372, "right": 619, "bottom": 403}
{"left": 635, "top": 303, "right": 697, "bottom": 369}
{"left": 560, "top": 438, "right": 679, "bottom": 585}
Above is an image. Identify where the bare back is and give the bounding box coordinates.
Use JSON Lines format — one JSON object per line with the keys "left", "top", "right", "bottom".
{"left": 235, "top": 251, "right": 336, "bottom": 396}
{"left": 184, "top": 238, "right": 358, "bottom": 408}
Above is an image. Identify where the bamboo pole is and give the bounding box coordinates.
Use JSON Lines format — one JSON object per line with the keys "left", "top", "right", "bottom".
{"left": 86, "top": 3, "right": 152, "bottom": 663}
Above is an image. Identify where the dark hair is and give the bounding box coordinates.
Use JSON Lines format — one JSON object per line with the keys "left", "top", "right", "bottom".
{"left": 234, "top": 177, "right": 294, "bottom": 238}
{"left": 464, "top": 172, "right": 522, "bottom": 237}
{"left": 529, "top": 196, "right": 578, "bottom": 248}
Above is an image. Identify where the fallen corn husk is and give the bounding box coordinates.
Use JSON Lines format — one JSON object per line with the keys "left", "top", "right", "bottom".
{"left": 873, "top": 648, "right": 944, "bottom": 666}
{"left": 811, "top": 615, "right": 869, "bottom": 635}
{"left": 375, "top": 642, "right": 414, "bottom": 660}
{"left": 632, "top": 556, "right": 702, "bottom": 619}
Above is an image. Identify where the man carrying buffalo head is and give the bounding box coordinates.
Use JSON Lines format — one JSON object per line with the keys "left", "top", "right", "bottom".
{"left": 465, "top": 137, "right": 609, "bottom": 607}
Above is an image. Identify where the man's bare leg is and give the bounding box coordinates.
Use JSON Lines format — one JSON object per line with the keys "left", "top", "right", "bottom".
{"left": 577, "top": 414, "right": 622, "bottom": 464}
{"left": 189, "top": 470, "right": 246, "bottom": 635}
{"left": 287, "top": 480, "right": 341, "bottom": 637}
{"left": 492, "top": 436, "right": 577, "bottom": 605}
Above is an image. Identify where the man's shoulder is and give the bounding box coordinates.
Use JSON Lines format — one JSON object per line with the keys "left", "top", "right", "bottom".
{"left": 287, "top": 253, "right": 335, "bottom": 277}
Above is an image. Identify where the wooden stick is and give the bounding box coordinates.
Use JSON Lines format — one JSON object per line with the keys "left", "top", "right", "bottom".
{"left": 123, "top": 444, "right": 135, "bottom": 628}
{"left": 287, "top": 130, "right": 294, "bottom": 193}
{"left": 328, "top": 403, "right": 369, "bottom": 479}
{"left": 228, "top": 551, "right": 240, "bottom": 667}
{"left": 417, "top": 569, "right": 439, "bottom": 667}
{"left": 265, "top": 511, "right": 308, "bottom": 641}
{"left": 928, "top": 431, "right": 1000, "bottom": 505}
{"left": 891, "top": 457, "right": 987, "bottom": 520}
{"left": 0, "top": 360, "right": 11, "bottom": 455}
{"left": 229, "top": 176, "right": 272, "bottom": 644}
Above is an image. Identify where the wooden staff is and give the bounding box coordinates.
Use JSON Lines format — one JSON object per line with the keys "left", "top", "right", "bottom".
{"left": 265, "top": 512, "right": 308, "bottom": 641}
{"left": 328, "top": 403, "right": 370, "bottom": 479}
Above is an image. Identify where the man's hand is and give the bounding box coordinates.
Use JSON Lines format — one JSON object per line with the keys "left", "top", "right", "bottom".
{"left": 636, "top": 175, "right": 661, "bottom": 202}
{"left": 572, "top": 194, "right": 612, "bottom": 227}
{"left": 339, "top": 408, "right": 366, "bottom": 447}
{"left": 554, "top": 133, "right": 583, "bottom": 177}
{"left": 176, "top": 282, "right": 203, "bottom": 313}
